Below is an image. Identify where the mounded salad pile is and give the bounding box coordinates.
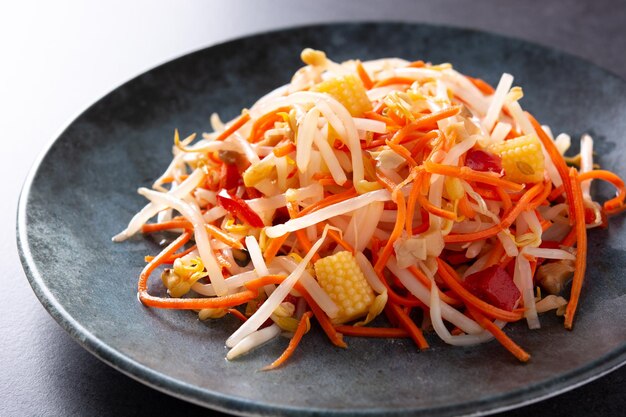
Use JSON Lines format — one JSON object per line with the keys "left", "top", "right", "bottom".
{"left": 114, "top": 49, "right": 625, "bottom": 367}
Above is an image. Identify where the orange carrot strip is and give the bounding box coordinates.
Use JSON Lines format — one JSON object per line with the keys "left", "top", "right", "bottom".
{"left": 466, "top": 76, "right": 496, "bottom": 95}
{"left": 216, "top": 112, "right": 251, "bottom": 141}
{"left": 577, "top": 170, "right": 626, "bottom": 214}
{"left": 436, "top": 258, "right": 524, "bottom": 322}
{"left": 527, "top": 113, "right": 575, "bottom": 222}
{"left": 297, "top": 187, "right": 357, "bottom": 217}
{"left": 142, "top": 220, "right": 192, "bottom": 233}
{"left": 467, "top": 307, "right": 530, "bottom": 362}
{"left": 227, "top": 308, "right": 248, "bottom": 322}
{"left": 144, "top": 244, "right": 197, "bottom": 263}
{"left": 286, "top": 201, "right": 320, "bottom": 262}
{"left": 138, "top": 232, "right": 257, "bottom": 309}
{"left": 414, "top": 172, "right": 458, "bottom": 221}
{"left": 385, "top": 139, "right": 417, "bottom": 167}
{"left": 356, "top": 61, "right": 374, "bottom": 89}
{"left": 387, "top": 303, "right": 429, "bottom": 349}
{"left": 363, "top": 111, "right": 396, "bottom": 126}
{"left": 390, "top": 106, "right": 462, "bottom": 144}
{"left": 424, "top": 161, "right": 524, "bottom": 191}
{"left": 315, "top": 223, "right": 354, "bottom": 253}
{"left": 263, "top": 312, "right": 313, "bottom": 370}
{"left": 247, "top": 106, "right": 290, "bottom": 143}
{"left": 334, "top": 325, "right": 410, "bottom": 338}
{"left": 407, "top": 60, "right": 425, "bottom": 68}
{"left": 564, "top": 169, "right": 588, "bottom": 329}
{"left": 264, "top": 233, "right": 291, "bottom": 264}
{"left": 445, "top": 182, "right": 546, "bottom": 243}
{"left": 458, "top": 194, "right": 476, "bottom": 219}
{"left": 205, "top": 223, "right": 244, "bottom": 249}
{"left": 373, "top": 76, "right": 415, "bottom": 88}
{"left": 407, "top": 265, "right": 461, "bottom": 306}
{"left": 273, "top": 142, "right": 296, "bottom": 157}
{"left": 373, "top": 177, "right": 406, "bottom": 274}
{"left": 548, "top": 184, "right": 565, "bottom": 201}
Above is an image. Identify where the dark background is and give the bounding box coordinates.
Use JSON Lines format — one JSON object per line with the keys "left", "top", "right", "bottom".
{"left": 2, "top": 1, "right": 624, "bottom": 416}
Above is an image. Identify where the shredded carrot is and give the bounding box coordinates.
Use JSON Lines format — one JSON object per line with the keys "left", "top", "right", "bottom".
{"left": 144, "top": 244, "right": 197, "bottom": 263}
{"left": 142, "top": 220, "right": 192, "bottom": 233}
{"left": 273, "top": 142, "right": 296, "bottom": 157}
{"left": 205, "top": 223, "right": 244, "bottom": 249}
{"left": 334, "top": 325, "right": 410, "bottom": 338}
{"left": 216, "top": 112, "right": 251, "bottom": 141}
{"left": 373, "top": 76, "right": 415, "bottom": 88}
{"left": 227, "top": 309, "right": 248, "bottom": 322}
{"left": 263, "top": 311, "right": 313, "bottom": 370}
{"left": 385, "top": 139, "right": 417, "bottom": 167}
{"left": 386, "top": 303, "right": 429, "bottom": 350}
{"left": 564, "top": 168, "right": 588, "bottom": 329}
{"left": 577, "top": 170, "right": 626, "bottom": 214}
{"left": 355, "top": 60, "right": 374, "bottom": 89}
{"left": 264, "top": 233, "right": 291, "bottom": 264}
{"left": 436, "top": 259, "right": 525, "bottom": 322}
{"left": 424, "top": 161, "right": 525, "bottom": 191}
{"left": 458, "top": 194, "right": 476, "bottom": 218}
{"left": 297, "top": 187, "right": 357, "bottom": 217}
{"left": 390, "top": 106, "right": 462, "bottom": 144}
{"left": 247, "top": 106, "right": 290, "bottom": 143}
{"left": 286, "top": 201, "right": 320, "bottom": 262}
{"left": 468, "top": 307, "right": 530, "bottom": 362}
{"left": 407, "top": 60, "right": 425, "bottom": 68}
{"left": 466, "top": 76, "right": 496, "bottom": 95}
{"left": 445, "top": 181, "right": 546, "bottom": 243}
{"left": 527, "top": 113, "right": 576, "bottom": 223}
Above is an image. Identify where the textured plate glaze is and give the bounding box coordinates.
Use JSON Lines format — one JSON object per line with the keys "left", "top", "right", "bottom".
{"left": 17, "top": 23, "right": 626, "bottom": 416}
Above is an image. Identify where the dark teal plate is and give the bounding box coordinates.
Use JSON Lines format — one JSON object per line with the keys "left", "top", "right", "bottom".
{"left": 17, "top": 23, "right": 626, "bottom": 416}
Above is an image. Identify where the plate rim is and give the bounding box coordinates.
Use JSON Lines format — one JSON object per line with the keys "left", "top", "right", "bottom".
{"left": 16, "top": 21, "right": 626, "bottom": 417}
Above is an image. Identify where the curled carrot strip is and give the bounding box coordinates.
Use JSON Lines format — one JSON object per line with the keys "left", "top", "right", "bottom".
{"left": 263, "top": 312, "right": 313, "bottom": 370}
{"left": 356, "top": 60, "right": 374, "bottom": 89}
{"left": 386, "top": 303, "right": 429, "bottom": 350}
{"left": 564, "top": 168, "right": 588, "bottom": 329}
{"left": 216, "top": 112, "right": 251, "bottom": 141}
{"left": 423, "top": 161, "right": 524, "bottom": 191}
{"left": 577, "top": 169, "right": 626, "bottom": 214}
{"left": 468, "top": 307, "right": 530, "bottom": 362}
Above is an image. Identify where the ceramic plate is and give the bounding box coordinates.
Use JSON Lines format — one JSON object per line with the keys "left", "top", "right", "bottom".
{"left": 17, "top": 23, "right": 626, "bottom": 416}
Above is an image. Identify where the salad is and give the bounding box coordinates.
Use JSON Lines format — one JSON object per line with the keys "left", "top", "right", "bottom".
{"left": 114, "top": 49, "right": 625, "bottom": 367}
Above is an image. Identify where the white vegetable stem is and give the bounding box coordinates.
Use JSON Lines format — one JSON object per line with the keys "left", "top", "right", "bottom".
{"left": 112, "top": 168, "right": 204, "bottom": 241}
{"left": 226, "top": 226, "right": 335, "bottom": 347}
{"left": 137, "top": 187, "right": 227, "bottom": 297}
{"left": 265, "top": 189, "right": 392, "bottom": 238}
{"left": 226, "top": 324, "right": 281, "bottom": 360}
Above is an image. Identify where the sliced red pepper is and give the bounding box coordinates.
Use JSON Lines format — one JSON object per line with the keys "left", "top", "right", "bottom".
{"left": 463, "top": 265, "right": 520, "bottom": 312}
{"left": 465, "top": 149, "right": 502, "bottom": 173}
{"left": 217, "top": 191, "right": 265, "bottom": 228}
{"left": 219, "top": 163, "right": 241, "bottom": 192}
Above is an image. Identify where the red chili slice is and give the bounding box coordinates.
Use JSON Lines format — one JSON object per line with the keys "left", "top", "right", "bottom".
{"left": 217, "top": 192, "right": 265, "bottom": 228}
{"left": 465, "top": 149, "right": 502, "bottom": 173}
{"left": 463, "top": 265, "right": 520, "bottom": 311}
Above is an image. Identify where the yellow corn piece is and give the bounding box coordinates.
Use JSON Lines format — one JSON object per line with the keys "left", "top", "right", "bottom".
{"left": 312, "top": 74, "right": 372, "bottom": 117}
{"left": 314, "top": 251, "right": 375, "bottom": 324}
{"left": 490, "top": 134, "right": 545, "bottom": 183}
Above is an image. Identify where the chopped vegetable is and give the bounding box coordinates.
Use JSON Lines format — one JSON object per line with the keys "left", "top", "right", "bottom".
{"left": 314, "top": 251, "right": 376, "bottom": 324}
{"left": 490, "top": 134, "right": 545, "bottom": 183}
{"left": 115, "top": 49, "right": 625, "bottom": 366}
